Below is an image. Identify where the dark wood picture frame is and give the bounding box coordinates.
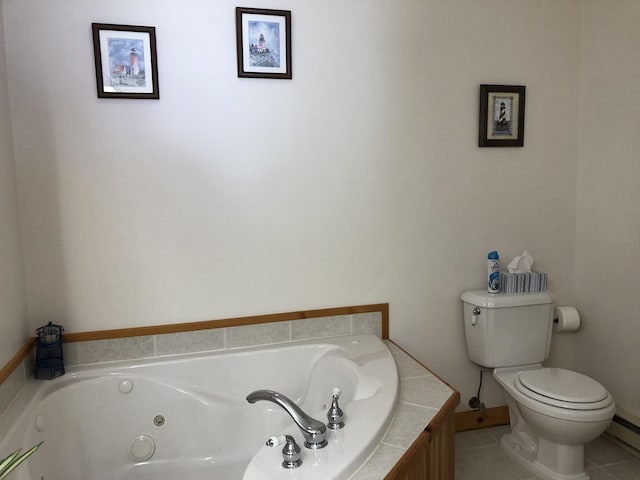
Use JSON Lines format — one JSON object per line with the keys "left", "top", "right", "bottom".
{"left": 479, "top": 85, "right": 526, "bottom": 147}
{"left": 92, "top": 23, "right": 160, "bottom": 99}
{"left": 235, "top": 7, "right": 292, "bottom": 79}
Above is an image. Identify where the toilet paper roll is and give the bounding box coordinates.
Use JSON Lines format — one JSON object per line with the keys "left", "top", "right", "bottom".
{"left": 553, "top": 306, "right": 580, "bottom": 332}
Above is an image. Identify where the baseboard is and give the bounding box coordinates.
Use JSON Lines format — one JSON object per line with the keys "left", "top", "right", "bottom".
{"left": 455, "top": 406, "right": 510, "bottom": 432}
{"left": 608, "top": 408, "right": 640, "bottom": 452}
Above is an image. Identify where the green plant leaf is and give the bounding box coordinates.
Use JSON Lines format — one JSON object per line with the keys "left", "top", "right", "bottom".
{"left": 0, "top": 442, "right": 43, "bottom": 479}
{"left": 0, "top": 450, "right": 21, "bottom": 475}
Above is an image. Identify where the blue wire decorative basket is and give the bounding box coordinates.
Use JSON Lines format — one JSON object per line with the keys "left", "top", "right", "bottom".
{"left": 34, "top": 322, "right": 65, "bottom": 380}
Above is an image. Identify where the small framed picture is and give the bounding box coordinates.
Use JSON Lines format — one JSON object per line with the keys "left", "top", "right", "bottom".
{"left": 478, "top": 85, "right": 526, "bottom": 147}
{"left": 92, "top": 23, "right": 160, "bottom": 99}
{"left": 235, "top": 7, "right": 292, "bottom": 79}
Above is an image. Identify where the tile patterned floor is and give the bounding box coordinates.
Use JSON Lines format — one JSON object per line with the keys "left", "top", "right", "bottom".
{"left": 456, "top": 425, "right": 640, "bottom": 480}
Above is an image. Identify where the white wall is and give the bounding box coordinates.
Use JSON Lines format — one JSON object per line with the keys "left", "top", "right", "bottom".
{"left": 3, "top": 0, "right": 583, "bottom": 408}
{"left": 575, "top": 0, "right": 640, "bottom": 420}
{"left": 0, "top": 2, "right": 29, "bottom": 366}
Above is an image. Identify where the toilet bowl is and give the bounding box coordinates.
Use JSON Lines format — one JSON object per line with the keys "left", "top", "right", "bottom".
{"left": 493, "top": 365, "right": 615, "bottom": 480}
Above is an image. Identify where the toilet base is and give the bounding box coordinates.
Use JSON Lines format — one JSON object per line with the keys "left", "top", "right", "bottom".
{"left": 500, "top": 433, "right": 590, "bottom": 480}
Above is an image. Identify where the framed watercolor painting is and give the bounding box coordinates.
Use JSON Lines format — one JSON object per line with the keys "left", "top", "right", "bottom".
{"left": 478, "top": 85, "right": 526, "bottom": 147}
{"left": 235, "top": 7, "right": 292, "bottom": 79}
{"left": 92, "top": 23, "right": 160, "bottom": 99}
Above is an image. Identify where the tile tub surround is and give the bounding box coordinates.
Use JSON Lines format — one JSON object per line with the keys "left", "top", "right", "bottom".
{"left": 62, "top": 311, "right": 383, "bottom": 366}
{"left": 0, "top": 303, "right": 460, "bottom": 479}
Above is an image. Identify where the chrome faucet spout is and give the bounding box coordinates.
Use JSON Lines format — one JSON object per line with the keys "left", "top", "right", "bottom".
{"left": 246, "top": 389, "right": 328, "bottom": 449}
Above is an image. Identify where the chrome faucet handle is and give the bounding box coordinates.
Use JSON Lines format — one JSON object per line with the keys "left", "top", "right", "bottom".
{"left": 327, "top": 386, "right": 345, "bottom": 430}
{"left": 266, "top": 435, "right": 302, "bottom": 469}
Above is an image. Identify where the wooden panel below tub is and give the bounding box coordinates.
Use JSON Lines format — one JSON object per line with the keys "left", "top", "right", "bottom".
{"left": 386, "top": 391, "right": 459, "bottom": 480}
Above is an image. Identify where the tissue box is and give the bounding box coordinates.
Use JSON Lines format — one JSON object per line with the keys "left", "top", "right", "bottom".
{"left": 499, "top": 271, "right": 547, "bottom": 294}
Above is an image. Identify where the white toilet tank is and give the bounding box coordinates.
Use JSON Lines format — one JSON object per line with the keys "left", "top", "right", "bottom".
{"left": 461, "top": 290, "right": 554, "bottom": 368}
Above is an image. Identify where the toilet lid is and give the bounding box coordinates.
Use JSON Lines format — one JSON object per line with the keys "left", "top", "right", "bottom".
{"left": 515, "top": 368, "right": 612, "bottom": 410}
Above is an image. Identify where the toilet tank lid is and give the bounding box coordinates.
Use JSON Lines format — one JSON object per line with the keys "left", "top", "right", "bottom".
{"left": 461, "top": 290, "right": 554, "bottom": 308}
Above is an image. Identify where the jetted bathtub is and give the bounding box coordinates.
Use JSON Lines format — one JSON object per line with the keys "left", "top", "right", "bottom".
{"left": 0, "top": 334, "right": 398, "bottom": 480}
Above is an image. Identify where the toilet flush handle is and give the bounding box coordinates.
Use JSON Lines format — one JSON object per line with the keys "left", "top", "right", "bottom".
{"left": 472, "top": 307, "right": 481, "bottom": 326}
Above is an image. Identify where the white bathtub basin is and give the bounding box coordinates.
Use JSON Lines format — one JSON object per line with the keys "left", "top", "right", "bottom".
{"left": 0, "top": 334, "right": 398, "bottom": 480}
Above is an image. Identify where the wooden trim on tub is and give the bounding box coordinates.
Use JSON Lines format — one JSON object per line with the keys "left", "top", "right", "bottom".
{"left": 381, "top": 303, "right": 389, "bottom": 339}
{"left": 455, "top": 405, "right": 510, "bottom": 432}
{"left": 428, "top": 390, "right": 463, "bottom": 434}
{"left": 0, "top": 337, "right": 36, "bottom": 385}
{"left": 0, "top": 303, "right": 388, "bottom": 384}
{"left": 64, "top": 303, "right": 390, "bottom": 342}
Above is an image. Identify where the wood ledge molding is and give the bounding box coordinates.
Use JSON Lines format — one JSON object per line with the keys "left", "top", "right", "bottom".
{"left": 0, "top": 337, "right": 36, "bottom": 385}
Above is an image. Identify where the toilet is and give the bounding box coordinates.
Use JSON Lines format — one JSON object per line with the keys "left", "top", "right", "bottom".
{"left": 461, "top": 290, "right": 615, "bottom": 480}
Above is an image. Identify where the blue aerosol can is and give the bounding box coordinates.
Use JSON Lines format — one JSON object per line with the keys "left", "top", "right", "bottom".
{"left": 488, "top": 251, "right": 499, "bottom": 294}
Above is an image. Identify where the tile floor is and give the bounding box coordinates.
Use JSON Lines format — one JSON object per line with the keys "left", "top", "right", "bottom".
{"left": 456, "top": 425, "right": 640, "bottom": 480}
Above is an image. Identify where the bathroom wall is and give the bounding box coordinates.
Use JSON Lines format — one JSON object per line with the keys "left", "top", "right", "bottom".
{"left": 574, "top": 0, "right": 640, "bottom": 420}
{"left": 3, "top": 0, "right": 582, "bottom": 408}
{"left": 0, "top": 3, "right": 29, "bottom": 368}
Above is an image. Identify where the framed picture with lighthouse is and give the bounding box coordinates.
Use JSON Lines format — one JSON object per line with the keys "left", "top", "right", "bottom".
{"left": 478, "top": 85, "right": 526, "bottom": 147}
{"left": 235, "top": 7, "right": 292, "bottom": 79}
{"left": 92, "top": 23, "right": 160, "bottom": 99}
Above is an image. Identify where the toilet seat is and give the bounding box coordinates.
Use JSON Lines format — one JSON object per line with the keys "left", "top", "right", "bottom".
{"left": 515, "top": 368, "right": 613, "bottom": 410}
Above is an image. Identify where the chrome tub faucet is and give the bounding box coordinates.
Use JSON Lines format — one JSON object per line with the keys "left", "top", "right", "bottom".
{"left": 246, "top": 389, "right": 328, "bottom": 449}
